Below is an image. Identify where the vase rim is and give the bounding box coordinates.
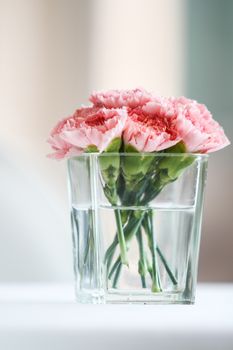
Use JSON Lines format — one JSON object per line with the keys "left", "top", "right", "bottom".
{"left": 68, "top": 152, "right": 209, "bottom": 158}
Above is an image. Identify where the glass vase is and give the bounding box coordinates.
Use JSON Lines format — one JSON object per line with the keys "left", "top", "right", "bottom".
{"left": 67, "top": 152, "right": 208, "bottom": 304}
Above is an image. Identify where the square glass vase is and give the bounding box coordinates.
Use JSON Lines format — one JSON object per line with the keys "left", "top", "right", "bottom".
{"left": 67, "top": 152, "right": 208, "bottom": 304}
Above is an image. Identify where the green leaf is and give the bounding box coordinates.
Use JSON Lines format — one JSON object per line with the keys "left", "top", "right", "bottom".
{"left": 123, "top": 144, "right": 154, "bottom": 177}
{"left": 157, "top": 141, "right": 193, "bottom": 180}
{"left": 98, "top": 138, "right": 122, "bottom": 194}
{"left": 105, "top": 137, "right": 122, "bottom": 153}
{"left": 85, "top": 145, "right": 99, "bottom": 153}
{"left": 122, "top": 144, "right": 156, "bottom": 195}
{"left": 164, "top": 141, "right": 187, "bottom": 154}
{"left": 124, "top": 143, "right": 139, "bottom": 153}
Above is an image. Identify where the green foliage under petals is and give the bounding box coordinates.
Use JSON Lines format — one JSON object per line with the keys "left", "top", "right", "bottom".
{"left": 122, "top": 144, "right": 155, "bottom": 192}
{"left": 159, "top": 141, "right": 195, "bottom": 181}
{"left": 99, "top": 137, "right": 122, "bottom": 204}
{"left": 85, "top": 145, "right": 99, "bottom": 153}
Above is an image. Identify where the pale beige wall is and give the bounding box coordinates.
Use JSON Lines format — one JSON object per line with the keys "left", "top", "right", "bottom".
{"left": 0, "top": 0, "right": 92, "bottom": 281}
{"left": 88, "top": 0, "right": 185, "bottom": 94}
{"left": 4, "top": 0, "right": 230, "bottom": 283}
{"left": 0, "top": 0, "right": 90, "bottom": 190}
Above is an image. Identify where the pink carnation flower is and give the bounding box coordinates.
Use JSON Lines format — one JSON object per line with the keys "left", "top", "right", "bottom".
{"left": 47, "top": 116, "right": 82, "bottom": 159}
{"left": 90, "top": 88, "right": 152, "bottom": 109}
{"left": 48, "top": 107, "right": 127, "bottom": 159}
{"left": 174, "top": 97, "right": 230, "bottom": 153}
{"left": 123, "top": 97, "right": 182, "bottom": 152}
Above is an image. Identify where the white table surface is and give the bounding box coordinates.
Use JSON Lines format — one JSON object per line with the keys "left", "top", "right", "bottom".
{"left": 0, "top": 284, "right": 232, "bottom": 350}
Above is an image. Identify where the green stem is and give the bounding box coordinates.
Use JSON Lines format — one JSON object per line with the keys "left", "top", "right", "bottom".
{"left": 105, "top": 236, "right": 118, "bottom": 276}
{"left": 146, "top": 255, "right": 153, "bottom": 279}
{"left": 109, "top": 256, "right": 121, "bottom": 280}
{"left": 145, "top": 211, "right": 162, "bottom": 292}
{"left": 105, "top": 212, "right": 145, "bottom": 271}
{"left": 136, "top": 228, "right": 147, "bottom": 288}
{"left": 83, "top": 209, "right": 94, "bottom": 265}
{"left": 156, "top": 247, "right": 178, "bottom": 286}
{"left": 143, "top": 213, "right": 178, "bottom": 287}
{"left": 107, "top": 213, "right": 146, "bottom": 286}
{"left": 114, "top": 209, "right": 128, "bottom": 266}
{"left": 109, "top": 209, "right": 177, "bottom": 292}
{"left": 104, "top": 236, "right": 118, "bottom": 263}
{"left": 113, "top": 263, "right": 122, "bottom": 288}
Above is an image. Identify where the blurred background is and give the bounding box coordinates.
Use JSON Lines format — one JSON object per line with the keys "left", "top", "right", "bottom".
{"left": 0, "top": 0, "right": 232, "bottom": 283}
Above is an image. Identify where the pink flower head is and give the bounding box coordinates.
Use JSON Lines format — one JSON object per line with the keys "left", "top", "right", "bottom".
{"left": 90, "top": 88, "right": 152, "bottom": 109}
{"left": 47, "top": 116, "right": 82, "bottom": 159}
{"left": 174, "top": 97, "right": 230, "bottom": 153}
{"left": 48, "top": 106, "right": 127, "bottom": 159}
{"left": 123, "top": 97, "right": 182, "bottom": 152}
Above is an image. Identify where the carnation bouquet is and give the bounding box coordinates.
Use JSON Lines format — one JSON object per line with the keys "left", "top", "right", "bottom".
{"left": 48, "top": 88, "right": 229, "bottom": 303}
